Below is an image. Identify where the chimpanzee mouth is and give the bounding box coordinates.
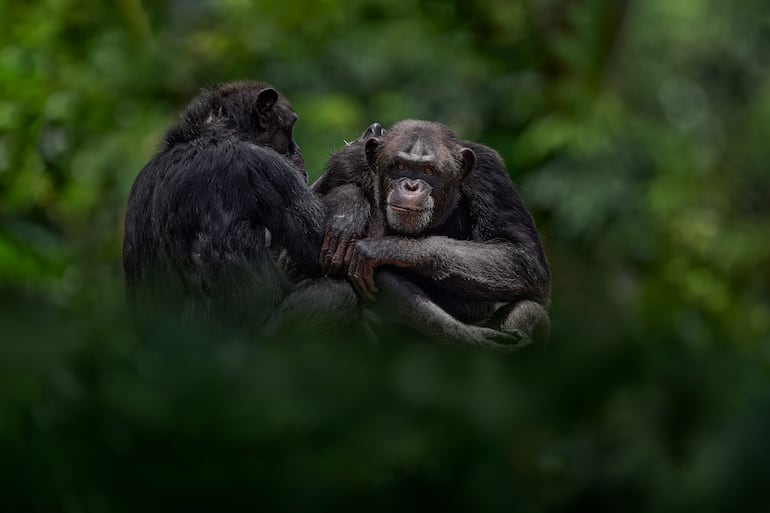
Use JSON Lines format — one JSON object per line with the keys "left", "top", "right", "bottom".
{"left": 386, "top": 203, "right": 432, "bottom": 234}
{"left": 388, "top": 204, "right": 424, "bottom": 214}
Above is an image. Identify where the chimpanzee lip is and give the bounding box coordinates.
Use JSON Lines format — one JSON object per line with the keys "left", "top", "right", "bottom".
{"left": 388, "top": 204, "right": 424, "bottom": 213}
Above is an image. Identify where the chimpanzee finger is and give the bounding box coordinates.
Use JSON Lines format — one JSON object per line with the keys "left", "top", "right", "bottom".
{"left": 350, "top": 275, "right": 371, "bottom": 303}
{"left": 342, "top": 235, "right": 358, "bottom": 270}
{"left": 361, "top": 261, "right": 378, "bottom": 297}
{"left": 329, "top": 237, "right": 350, "bottom": 276}
{"left": 347, "top": 249, "right": 378, "bottom": 299}
{"left": 350, "top": 259, "right": 376, "bottom": 302}
{"left": 347, "top": 268, "right": 368, "bottom": 302}
{"left": 321, "top": 232, "right": 339, "bottom": 274}
{"left": 346, "top": 252, "right": 359, "bottom": 283}
{"left": 320, "top": 231, "right": 332, "bottom": 269}
{"left": 345, "top": 253, "right": 373, "bottom": 301}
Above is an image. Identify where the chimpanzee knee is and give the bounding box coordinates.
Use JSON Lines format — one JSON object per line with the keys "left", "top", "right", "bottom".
{"left": 487, "top": 300, "right": 550, "bottom": 345}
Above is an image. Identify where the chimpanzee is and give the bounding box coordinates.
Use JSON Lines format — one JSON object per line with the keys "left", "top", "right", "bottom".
{"left": 123, "top": 81, "right": 362, "bottom": 337}
{"left": 315, "top": 120, "right": 551, "bottom": 351}
{"left": 312, "top": 122, "right": 385, "bottom": 292}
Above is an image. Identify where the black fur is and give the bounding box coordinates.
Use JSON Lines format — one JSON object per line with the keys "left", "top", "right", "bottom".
{"left": 312, "top": 123, "right": 384, "bottom": 286}
{"left": 316, "top": 120, "right": 551, "bottom": 351}
{"left": 123, "top": 81, "right": 360, "bottom": 337}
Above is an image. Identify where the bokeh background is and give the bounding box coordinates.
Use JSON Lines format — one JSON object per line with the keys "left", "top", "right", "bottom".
{"left": 2, "top": 0, "right": 770, "bottom": 511}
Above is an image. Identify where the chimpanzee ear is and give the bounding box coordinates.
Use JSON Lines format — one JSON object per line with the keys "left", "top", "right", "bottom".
{"left": 365, "top": 138, "right": 380, "bottom": 172}
{"left": 256, "top": 88, "right": 278, "bottom": 114}
{"left": 365, "top": 122, "right": 384, "bottom": 138}
{"left": 460, "top": 147, "right": 476, "bottom": 179}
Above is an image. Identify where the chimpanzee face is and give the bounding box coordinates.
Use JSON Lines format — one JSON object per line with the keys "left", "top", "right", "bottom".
{"left": 366, "top": 120, "right": 475, "bottom": 235}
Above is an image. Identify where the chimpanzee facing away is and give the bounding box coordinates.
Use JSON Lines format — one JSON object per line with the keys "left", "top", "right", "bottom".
{"left": 316, "top": 120, "right": 551, "bottom": 351}
{"left": 123, "top": 81, "right": 362, "bottom": 337}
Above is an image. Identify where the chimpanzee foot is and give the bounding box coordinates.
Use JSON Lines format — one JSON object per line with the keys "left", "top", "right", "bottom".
{"left": 464, "top": 326, "right": 533, "bottom": 353}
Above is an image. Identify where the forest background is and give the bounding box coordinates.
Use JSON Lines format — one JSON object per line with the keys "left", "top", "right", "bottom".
{"left": 2, "top": 1, "right": 770, "bottom": 511}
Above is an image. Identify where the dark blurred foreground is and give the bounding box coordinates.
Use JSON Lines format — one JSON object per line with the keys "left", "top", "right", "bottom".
{"left": 2, "top": 297, "right": 769, "bottom": 513}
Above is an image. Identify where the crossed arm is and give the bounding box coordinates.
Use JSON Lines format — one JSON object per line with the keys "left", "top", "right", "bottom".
{"left": 352, "top": 236, "right": 549, "bottom": 304}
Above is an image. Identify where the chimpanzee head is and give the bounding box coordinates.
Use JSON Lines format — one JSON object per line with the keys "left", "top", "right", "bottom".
{"left": 365, "top": 120, "right": 475, "bottom": 234}
{"left": 318, "top": 122, "right": 385, "bottom": 187}
{"left": 166, "top": 80, "right": 306, "bottom": 176}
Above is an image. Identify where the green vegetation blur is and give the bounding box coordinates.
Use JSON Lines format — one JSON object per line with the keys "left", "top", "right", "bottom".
{"left": 2, "top": 0, "right": 770, "bottom": 511}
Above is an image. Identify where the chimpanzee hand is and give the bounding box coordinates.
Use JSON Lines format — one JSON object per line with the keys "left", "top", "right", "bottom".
{"left": 320, "top": 208, "right": 370, "bottom": 277}
{"left": 318, "top": 186, "right": 371, "bottom": 277}
{"left": 345, "top": 245, "right": 377, "bottom": 302}
{"left": 344, "top": 238, "right": 412, "bottom": 302}
{"left": 320, "top": 229, "right": 361, "bottom": 277}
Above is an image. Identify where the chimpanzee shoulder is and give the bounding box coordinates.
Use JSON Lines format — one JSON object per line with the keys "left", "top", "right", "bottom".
{"left": 312, "top": 132, "right": 379, "bottom": 209}
{"left": 460, "top": 142, "right": 543, "bottom": 248}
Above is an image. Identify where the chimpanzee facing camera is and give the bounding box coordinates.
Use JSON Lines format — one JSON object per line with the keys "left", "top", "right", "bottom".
{"left": 316, "top": 120, "right": 551, "bottom": 351}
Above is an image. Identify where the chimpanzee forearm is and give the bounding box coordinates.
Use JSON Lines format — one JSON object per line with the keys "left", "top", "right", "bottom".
{"left": 374, "top": 269, "right": 526, "bottom": 351}
{"left": 358, "top": 236, "right": 550, "bottom": 303}
{"left": 317, "top": 184, "right": 372, "bottom": 277}
{"left": 321, "top": 184, "right": 371, "bottom": 238}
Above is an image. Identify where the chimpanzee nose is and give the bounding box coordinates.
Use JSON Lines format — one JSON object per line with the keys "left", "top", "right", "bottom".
{"left": 404, "top": 179, "right": 420, "bottom": 192}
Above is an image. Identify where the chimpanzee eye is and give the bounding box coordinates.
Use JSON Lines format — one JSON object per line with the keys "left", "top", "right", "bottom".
{"left": 396, "top": 162, "right": 407, "bottom": 171}
{"left": 423, "top": 164, "right": 434, "bottom": 175}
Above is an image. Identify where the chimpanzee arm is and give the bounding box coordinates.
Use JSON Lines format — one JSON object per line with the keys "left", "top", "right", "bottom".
{"left": 314, "top": 183, "right": 381, "bottom": 301}
{"left": 356, "top": 236, "right": 550, "bottom": 303}
{"left": 312, "top": 125, "right": 382, "bottom": 279}
{"left": 374, "top": 269, "right": 529, "bottom": 351}
{"left": 316, "top": 183, "right": 371, "bottom": 276}
{"left": 235, "top": 143, "right": 326, "bottom": 271}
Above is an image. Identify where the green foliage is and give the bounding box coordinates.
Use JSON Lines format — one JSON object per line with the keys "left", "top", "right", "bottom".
{"left": 1, "top": 0, "right": 770, "bottom": 510}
